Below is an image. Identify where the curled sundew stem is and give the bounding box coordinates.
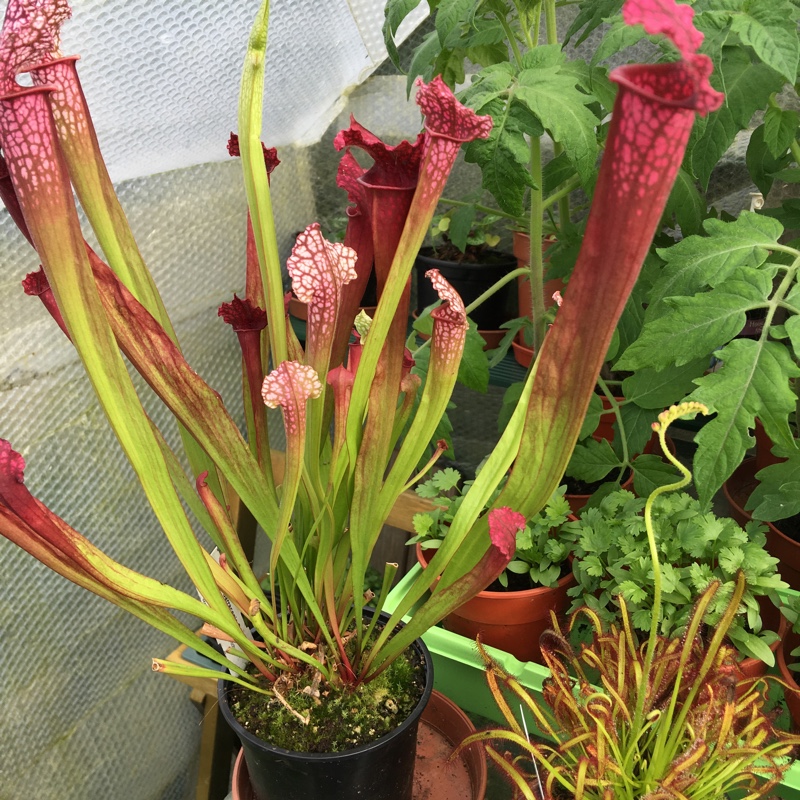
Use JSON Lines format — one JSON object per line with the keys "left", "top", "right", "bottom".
{"left": 631, "top": 401, "right": 709, "bottom": 737}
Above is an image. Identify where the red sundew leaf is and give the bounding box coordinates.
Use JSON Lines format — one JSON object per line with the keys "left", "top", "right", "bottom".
{"left": 487, "top": 507, "right": 525, "bottom": 560}
{"left": 0, "top": 0, "right": 71, "bottom": 94}
{"left": 261, "top": 361, "right": 322, "bottom": 436}
{"left": 218, "top": 294, "right": 267, "bottom": 332}
{"left": 334, "top": 116, "right": 424, "bottom": 190}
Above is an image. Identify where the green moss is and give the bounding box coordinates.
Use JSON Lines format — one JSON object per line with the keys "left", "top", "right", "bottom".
{"left": 228, "top": 645, "right": 425, "bottom": 753}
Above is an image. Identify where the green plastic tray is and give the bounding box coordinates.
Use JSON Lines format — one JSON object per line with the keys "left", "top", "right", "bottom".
{"left": 385, "top": 565, "right": 800, "bottom": 798}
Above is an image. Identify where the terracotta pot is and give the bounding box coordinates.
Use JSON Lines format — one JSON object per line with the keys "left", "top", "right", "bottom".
{"left": 511, "top": 335, "right": 534, "bottom": 368}
{"left": 416, "top": 544, "right": 575, "bottom": 664}
{"left": 475, "top": 329, "right": 506, "bottom": 350}
{"left": 231, "top": 690, "right": 488, "bottom": 800}
{"left": 778, "top": 621, "right": 800, "bottom": 731}
{"left": 723, "top": 457, "right": 800, "bottom": 591}
{"left": 413, "top": 689, "right": 487, "bottom": 800}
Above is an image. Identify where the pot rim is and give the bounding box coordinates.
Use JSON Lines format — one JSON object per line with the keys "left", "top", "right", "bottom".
{"left": 416, "top": 541, "right": 575, "bottom": 600}
{"left": 217, "top": 615, "right": 434, "bottom": 763}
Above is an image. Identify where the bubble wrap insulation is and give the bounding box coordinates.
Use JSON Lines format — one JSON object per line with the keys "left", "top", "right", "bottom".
{"left": 0, "top": 0, "right": 430, "bottom": 795}
{"left": 55, "top": 0, "right": 427, "bottom": 183}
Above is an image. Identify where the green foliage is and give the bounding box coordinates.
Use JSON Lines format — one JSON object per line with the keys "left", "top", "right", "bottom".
{"left": 563, "top": 489, "right": 787, "bottom": 663}
{"left": 409, "top": 470, "right": 572, "bottom": 588}
{"left": 617, "top": 213, "right": 800, "bottom": 508}
{"left": 463, "top": 576, "right": 800, "bottom": 800}
{"left": 383, "top": 0, "right": 625, "bottom": 219}
{"left": 662, "top": 167, "right": 706, "bottom": 237}
{"left": 565, "top": 0, "right": 800, "bottom": 198}
{"left": 462, "top": 405, "right": 800, "bottom": 800}
{"left": 680, "top": 0, "right": 800, "bottom": 195}
{"left": 748, "top": 451, "right": 800, "bottom": 522}
{"left": 764, "top": 105, "right": 800, "bottom": 158}
{"left": 564, "top": 0, "right": 624, "bottom": 47}
{"left": 563, "top": 393, "right": 681, "bottom": 497}
{"left": 747, "top": 123, "right": 793, "bottom": 196}
{"left": 430, "top": 199, "right": 503, "bottom": 252}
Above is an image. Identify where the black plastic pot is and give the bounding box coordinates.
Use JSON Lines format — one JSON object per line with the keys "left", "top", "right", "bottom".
{"left": 218, "top": 623, "right": 433, "bottom": 800}
{"left": 414, "top": 247, "right": 516, "bottom": 331}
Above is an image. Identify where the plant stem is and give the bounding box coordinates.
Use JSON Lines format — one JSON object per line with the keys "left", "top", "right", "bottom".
{"left": 596, "top": 375, "right": 629, "bottom": 477}
{"left": 528, "top": 136, "right": 546, "bottom": 354}
{"left": 542, "top": 174, "right": 581, "bottom": 211}
{"left": 543, "top": 0, "right": 571, "bottom": 229}
{"left": 544, "top": 0, "right": 558, "bottom": 42}
{"left": 465, "top": 267, "right": 529, "bottom": 317}
{"left": 498, "top": 13, "right": 525, "bottom": 68}
{"left": 630, "top": 408, "right": 696, "bottom": 741}
{"left": 531, "top": 1, "right": 541, "bottom": 47}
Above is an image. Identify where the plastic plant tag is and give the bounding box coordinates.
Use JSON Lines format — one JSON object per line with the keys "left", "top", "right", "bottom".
{"left": 197, "top": 547, "right": 254, "bottom": 671}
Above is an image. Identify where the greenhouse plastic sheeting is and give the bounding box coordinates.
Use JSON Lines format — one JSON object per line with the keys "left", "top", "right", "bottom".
{"left": 57, "top": 0, "right": 427, "bottom": 182}
{"left": 0, "top": 1, "right": 425, "bottom": 799}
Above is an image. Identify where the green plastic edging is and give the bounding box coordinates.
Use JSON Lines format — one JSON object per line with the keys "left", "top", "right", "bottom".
{"left": 386, "top": 565, "right": 800, "bottom": 798}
